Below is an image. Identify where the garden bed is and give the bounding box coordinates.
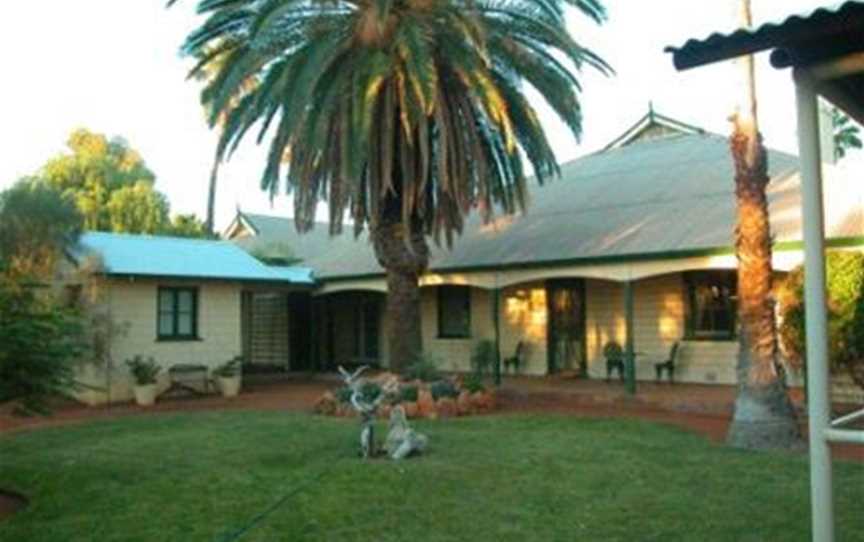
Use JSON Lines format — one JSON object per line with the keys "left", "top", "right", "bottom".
{"left": 314, "top": 372, "right": 497, "bottom": 419}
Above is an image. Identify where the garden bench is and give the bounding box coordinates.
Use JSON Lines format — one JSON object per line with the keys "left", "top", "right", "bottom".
{"left": 161, "top": 364, "right": 210, "bottom": 396}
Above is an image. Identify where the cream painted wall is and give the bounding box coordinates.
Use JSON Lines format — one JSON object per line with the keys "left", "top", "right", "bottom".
{"left": 76, "top": 278, "right": 243, "bottom": 404}
{"left": 419, "top": 286, "right": 494, "bottom": 372}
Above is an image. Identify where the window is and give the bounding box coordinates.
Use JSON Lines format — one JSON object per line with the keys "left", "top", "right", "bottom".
{"left": 685, "top": 272, "right": 737, "bottom": 340}
{"left": 157, "top": 287, "right": 199, "bottom": 340}
{"left": 437, "top": 286, "right": 471, "bottom": 339}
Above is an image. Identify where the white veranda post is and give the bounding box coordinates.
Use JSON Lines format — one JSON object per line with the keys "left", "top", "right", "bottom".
{"left": 794, "top": 59, "right": 864, "bottom": 542}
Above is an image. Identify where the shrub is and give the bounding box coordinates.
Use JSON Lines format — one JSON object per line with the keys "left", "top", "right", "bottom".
{"left": 403, "top": 352, "right": 441, "bottom": 382}
{"left": 0, "top": 277, "right": 85, "bottom": 415}
{"left": 335, "top": 386, "right": 353, "bottom": 404}
{"left": 125, "top": 356, "right": 161, "bottom": 386}
{"left": 430, "top": 380, "right": 459, "bottom": 400}
{"left": 359, "top": 381, "right": 382, "bottom": 403}
{"left": 399, "top": 385, "right": 419, "bottom": 403}
{"left": 213, "top": 356, "right": 242, "bottom": 378}
{"left": 778, "top": 252, "right": 864, "bottom": 391}
{"left": 462, "top": 373, "right": 486, "bottom": 394}
{"left": 471, "top": 340, "right": 497, "bottom": 377}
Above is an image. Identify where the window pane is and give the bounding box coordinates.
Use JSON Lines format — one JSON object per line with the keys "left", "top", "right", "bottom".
{"left": 688, "top": 273, "right": 736, "bottom": 338}
{"left": 177, "top": 313, "right": 194, "bottom": 336}
{"left": 158, "top": 313, "right": 174, "bottom": 336}
{"left": 439, "top": 286, "right": 471, "bottom": 338}
{"left": 178, "top": 290, "right": 194, "bottom": 312}
{"left": 159, "top": 290, "right": 174, "bottom": 312}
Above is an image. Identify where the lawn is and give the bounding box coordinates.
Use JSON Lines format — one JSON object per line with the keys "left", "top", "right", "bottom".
{"left": 0, "top": 412, "right": 862, "bottom": 541}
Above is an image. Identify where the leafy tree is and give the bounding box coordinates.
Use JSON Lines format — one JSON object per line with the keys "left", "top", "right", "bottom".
{"left": 168, "top": 213, "right": 212, "bottom": 238}
{"left": 0, "top": 180, "right": 83, "bottom": 279}
{"left": 173, "top": 0, "right": 610, "bottom": 370}
{"left": 778, "top": 252, "right": 864, "bottom": 393}
{"left": 832, "top": 108, "right": 862, "bottom": 161}
{"left": 37, "top": 128, "right": 210, "bottom": 237}
{"left": 104, "top": 181, "right": 171, "bottom": 234}
{"left": 725, "top": 0, "right": 800, "bottom": 450}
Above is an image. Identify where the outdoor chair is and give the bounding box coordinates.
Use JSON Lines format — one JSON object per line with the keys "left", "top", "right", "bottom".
{"left": 654, "top": 342, "right": 680, "bottom": 383}
{"left": 604, "top": 341, "right": 625, "bottom": 382}
{"left": 503, "top": 341, "right": 526, "bottom": 374}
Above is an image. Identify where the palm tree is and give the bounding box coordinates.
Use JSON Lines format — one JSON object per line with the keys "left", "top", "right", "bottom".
{"left": 726, "top": 0, "right": 800, "bottom": 449}
{"left": 832, "top": 107, "right": 862, "bottom": 160}
{"left": 172, "top": 0, "right": 610, "bottom": 371}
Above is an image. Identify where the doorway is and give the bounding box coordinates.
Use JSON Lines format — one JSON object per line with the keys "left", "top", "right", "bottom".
{"left": 546, "top": 279, "right": 586, "bottom": 375}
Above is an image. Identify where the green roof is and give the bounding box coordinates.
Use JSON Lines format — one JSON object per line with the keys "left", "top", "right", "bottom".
{"left": 230, "top": 131, "right": 864, "bottom": 280}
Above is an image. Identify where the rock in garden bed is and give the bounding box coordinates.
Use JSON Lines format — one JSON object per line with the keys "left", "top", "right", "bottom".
{"left": 314, "top": 372, "right": 496, "bottom": 419}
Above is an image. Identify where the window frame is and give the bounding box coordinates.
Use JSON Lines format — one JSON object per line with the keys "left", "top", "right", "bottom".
{"left": 156, "top": 286, "right": 200, "bottom": 342}
{"left": 437, "top": 285, "right": 472, "bottom": 339}
{"left": 683, "top": 271, "right": 737, "bottom": 341}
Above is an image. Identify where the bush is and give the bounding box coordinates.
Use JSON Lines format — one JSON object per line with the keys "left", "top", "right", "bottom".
{"left": 403, "top": 352, "right": 441, "bottom": 382}
{"left": 471, "top": 340, "right": 497, "bottom": 377}
{"left": 335, "top": 386, "right": 353, "bottom": 404}
{"left": 462, "top": 373, "right": 485, "bottom": 394}
{"left": 125, "top": 356, "right": 161, "bottom": 386}
{"left": 0, "top": 278, "right": 85, "bottom": 415}
{"left": 213, "top": 356, "right": 242, "bottom": 378}
{"left": 399, "top": 385, "right": 419, "bottom": 403}
{"left": 430, "top": 380, "right": 459, "bottom": 401}
{"left": 778, "top": 252, "right": 864, "bottom": 390}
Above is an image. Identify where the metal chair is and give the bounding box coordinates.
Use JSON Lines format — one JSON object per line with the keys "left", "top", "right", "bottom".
{"left": 604, "top": 341, "right": 625, "bottom": 382}
{"left": 654, "top": 342, "right": 680, "bottom": 383}
{"left": 503, "top": 341, "right": 526, "bottom": 374}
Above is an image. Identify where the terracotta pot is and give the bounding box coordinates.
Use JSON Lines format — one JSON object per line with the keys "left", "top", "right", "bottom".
{"left": 133, "top": 384, "right": 157, "bottom": 407}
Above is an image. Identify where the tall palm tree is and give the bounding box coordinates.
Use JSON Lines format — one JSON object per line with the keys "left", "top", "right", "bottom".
{"left": 172, "top": 0, "right": 610, "bottom": 371}
{"left": 832, "top": 107, "right": 862, "bottom": 160}
{"left": 726, "top": 0, "right": 800, "bottom": 449}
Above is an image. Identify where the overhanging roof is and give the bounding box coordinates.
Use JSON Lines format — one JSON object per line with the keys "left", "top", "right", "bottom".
{"left": 666, "top": 1, "right": 864, "bottom": 123}
{"left": 230, "top": 132, "right": 864, "bottom": 281}
{"left": 72, "top": 232, "right": 315, "bottom": 285}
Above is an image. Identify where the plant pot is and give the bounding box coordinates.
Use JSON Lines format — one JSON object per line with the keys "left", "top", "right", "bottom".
{"left": 218, "top": 376, "right": 241, "bottom": 398}
{"left": 133, "top": 383, "right": 157, "bottom": 407}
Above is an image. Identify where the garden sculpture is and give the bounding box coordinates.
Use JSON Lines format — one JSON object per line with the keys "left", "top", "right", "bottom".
{"left": 385, "top": 405, "right": 428, "bottom": 460}
{"left": 337, "top": 365, "right": 398, "bottom": 459}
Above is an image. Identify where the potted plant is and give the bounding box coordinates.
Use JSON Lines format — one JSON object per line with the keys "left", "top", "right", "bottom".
{"left": 213, "top": 356, "right": 243, "bottom": 398}
{"left": 125, "top": 355, "right": 161, "bottom": 406}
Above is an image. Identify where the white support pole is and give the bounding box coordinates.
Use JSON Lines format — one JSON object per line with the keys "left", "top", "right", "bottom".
{"left": 794, "top": 69, "right": 834, "bottom": 542}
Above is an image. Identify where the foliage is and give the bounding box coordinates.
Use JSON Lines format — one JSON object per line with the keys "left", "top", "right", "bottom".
{"left": 0, "top": 277, "right": 86, "bottom": 415}
{"left": 470, "top": 340, "right": 497, "bottom": 377}
{"left": 125, "top": 356, "right": 161, "bottom": 386}
{"left": 832, "top": 108, "right": 862, "bottom": 161}
{"left": 173, "top": 0, "right": 610, "bottom": 242}
{"left": 398, "top": 384, "right": 418, "bottom": 403}
{"left": 213, "top": 356, "right": 243, "bottom": 378}
{"left": 168, "top": 214, "right": 212, "bottom": 239}
{"left": 430, "top": 379, "right": 459, "bottom": 400}
{"left": 335, "top": 386, "right": 354, "bottom": 404}
{"left": 403, "top": 353, "right": 441, "bottom": 382}
{"left": 462, "top": 373, "right": 485, "bottom": 394}
{"left": 35, "top": 128, "right": 209, "bottom": 237}
{"left": 0, "top": 180, "right": 83, "bottom": 279}
{"left": 2, "top": 413, "right": 862, "bottom": 540}
{"left": 778, "top": 252, "right": 864, "bottom": 390}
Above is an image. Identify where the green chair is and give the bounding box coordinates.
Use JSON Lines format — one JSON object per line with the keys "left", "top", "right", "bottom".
{"left": 604, "top": 341, "right": 625, "bottom": 382}
{"left": 654, "top": 342, "right": 680, "bottom": 383}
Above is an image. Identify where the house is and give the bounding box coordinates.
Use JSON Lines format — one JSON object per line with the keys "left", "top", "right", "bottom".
{"left": 225, "top": 110, "right": 864, "bottom": 399}
{"left": 64, "top": 232, "right": 314, "bottom": 404}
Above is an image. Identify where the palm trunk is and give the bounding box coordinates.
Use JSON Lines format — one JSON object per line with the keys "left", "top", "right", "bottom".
{"left": 726, "top": 129, "right": 801, "bottom": 449}
{"left": 725, "top": 2, "right": 801, "bottom": 448}
{"left": 205, "top": 159, "right": 219, "bottom": 235}
{"left": 371, "top": 222, "right": 429, "bottom": 372}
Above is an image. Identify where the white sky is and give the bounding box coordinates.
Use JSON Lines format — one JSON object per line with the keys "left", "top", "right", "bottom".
{"left": 0, "top": 1, "right": 852, "bottom": 231}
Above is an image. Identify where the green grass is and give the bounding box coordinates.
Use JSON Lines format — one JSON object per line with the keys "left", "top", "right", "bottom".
{"left": 0, "top": 412, "right": 862, "bottom": 541}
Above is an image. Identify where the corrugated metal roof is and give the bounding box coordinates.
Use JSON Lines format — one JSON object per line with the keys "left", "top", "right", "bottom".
{"left": 74, "top": 232, "right": 315, "bottom": 284}
{"left": 666, "top": 1, "right": 864, "bottom": 70}
{"left": 232, "top": 131, "right": 864, "bottom": 280}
